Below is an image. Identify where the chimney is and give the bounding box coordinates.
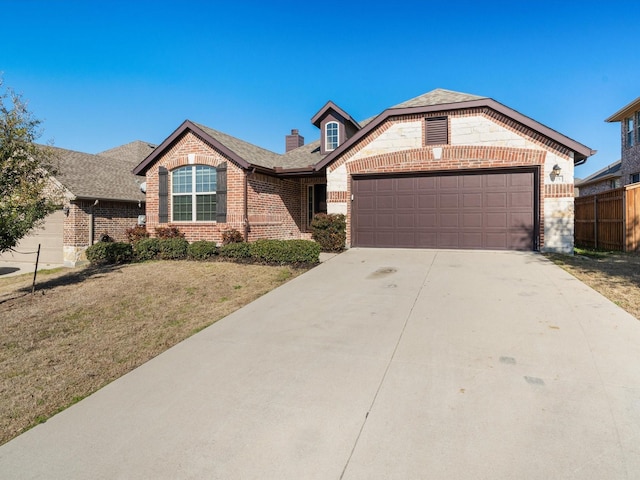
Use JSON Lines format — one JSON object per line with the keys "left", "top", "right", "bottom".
{"left": 285, "top": 128, "right": 304, "bottom": 152}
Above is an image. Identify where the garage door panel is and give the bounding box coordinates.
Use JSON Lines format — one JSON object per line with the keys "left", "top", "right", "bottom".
{"left": 439, "top": 194, "right": 459, "bottom": 208}
{"left": 376, "top": 195, "right": 394, "bottom": 210}
{"left": 418, "top": 194, "right": 436, "bottom": 208}
{"left": 462, "top": 175, "right": 483, "bottom": 188}
{"left": 461, "top": 233, "right": 483, "bottom": 248}
{"left": 353, "top": 170, "right": 535, "bottom": 250}
{"left": 486, "top": 192, "right": 507, "bottom": 208}
{"left": 397, "top": 194, "right": 415, "bottom": 209}
{"left": 462, "top": 213, "right": 482, "bottom": 228}
{"left": 396, "top": 214, "right": 415, "bottom": 228}
{"left": 416, "top": 213, "right": 437, "bottom": 227}
{"left": 463, "top": 193, "right": 482, "bottom": 207}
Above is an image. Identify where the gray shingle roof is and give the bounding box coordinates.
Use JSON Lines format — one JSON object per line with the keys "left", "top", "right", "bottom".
{"left": 281, "top": 139, "right": 322, "bottom": 169}
{"left": 390, "top": 88, "right": 487, "bottom": 109}
{"left": 51, "top": 146, "right": 146, "bottom": 202}
{"left": 193, "top": 123, "right": 282, "bottom": 169}
{"left": 576, "top": 160, "right": 621, "bottom": 187}
{"left": 99, "top": 140, "right": 157, "bottom": 164}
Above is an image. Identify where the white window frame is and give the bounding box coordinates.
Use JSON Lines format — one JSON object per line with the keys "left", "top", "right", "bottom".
{"left": 171, "top": 165, "right": 217, "bottom": 222}
{"left": 325, "top": 121, "right": 339, "bottom": 151}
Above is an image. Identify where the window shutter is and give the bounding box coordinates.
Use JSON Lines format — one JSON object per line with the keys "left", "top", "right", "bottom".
{"left": 158, "top": 167, "right": 168, "bottom": 223}
{"left": 426, "top": 117, "right": 448, "bottom": 145}
{"left": 216, "top": 162, "right": 227, "bottom": 223}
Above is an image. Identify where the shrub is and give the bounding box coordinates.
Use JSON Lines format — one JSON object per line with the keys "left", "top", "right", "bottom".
{"left": 126, "top": 225, "right": 149, "bottom": 243}
{"left": 158, "top": 237, "right": 189, "bottom": 260}
{"left": 310, "top": 213, "right": 346, "bottom": 252}
{"left": 133, "top": 238, "right": 161, "bottom": 261}
{"left": 155, "top": 226, "right": 185, "bottom": 239}
{"left": 249, "top": 239, "right": 321, "bottom": 264}
{"left": 219, "top": 241, "right": 251, "bottom": 259}
{"left": 85, "top": 242, "right": 133, "bottom": 265}
{"left": 222, "top": 228, "right": 244, "bottom": 245}
{"left": 188, "top": 240, "right": 218, "bottom": 260}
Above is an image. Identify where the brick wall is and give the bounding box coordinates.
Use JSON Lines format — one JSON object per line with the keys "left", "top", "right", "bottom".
{"left": 144, "top": 130, "right": 311, "bottom": 244}
{"left": 63, "top": 199, "right": 143, "bottom": 246}
{"left": 619, "top": 125, "right": 640, "bottom": 186}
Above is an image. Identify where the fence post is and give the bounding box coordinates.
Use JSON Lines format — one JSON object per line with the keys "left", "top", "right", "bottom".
{"left": 32, "top": 243, "right": 41, "bottom": 294}
{"left": 594, "top": 195, "right": 598, "bottom": 250}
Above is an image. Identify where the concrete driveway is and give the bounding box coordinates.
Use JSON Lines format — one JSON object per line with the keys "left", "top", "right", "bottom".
{"left": 1, "top": 249, "right": 639, "bottom": 479}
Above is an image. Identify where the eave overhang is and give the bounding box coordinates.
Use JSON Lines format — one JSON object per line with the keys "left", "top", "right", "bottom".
{"left": 605, "top": 97, "right": 640, "bottom": 123}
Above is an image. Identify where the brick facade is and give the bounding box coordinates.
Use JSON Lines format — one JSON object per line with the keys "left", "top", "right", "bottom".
{"left": 620, "top": 137, "right": 640, "bottom": 187}
{"left": 144, "top": 130, "right": 313, "bottom": 244}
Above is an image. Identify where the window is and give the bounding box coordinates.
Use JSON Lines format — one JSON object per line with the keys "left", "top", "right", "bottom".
{"left": 172, "top": 166, "right": 216, "bottom": 221}
{"left": 325, "top": 121, "right": 339, "bottom": 151}
{"left": 625, "top": 117, "right": 635, "bottom": 147}
{"left": 631, "top": 173, "right": 640, "bottom": 184}
{"left": 308, "top": 184, "right": 327, "bottom": 224}
{"left": 636, "top": 112, "right": 640, "bottom": 144}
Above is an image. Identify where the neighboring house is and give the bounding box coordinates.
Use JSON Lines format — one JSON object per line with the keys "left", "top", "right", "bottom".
{"left": 134, "top": 88, "right": 595, "bottom": 253}
{"left": 575, "top": 160, "right": 622, "bottom": 196}
{"left": 0, "top": 141, "right": 154, "bottom": 267}
{"left": 606, "top": 97, "right": 640, "bottom": 186}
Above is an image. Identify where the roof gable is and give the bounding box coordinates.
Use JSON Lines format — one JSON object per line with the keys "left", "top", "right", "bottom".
{"left": 311, "top": 101, "right": 361, "bottom": 130}
{"left": 99, "top": 140, "right": 157, "bottom": 164}
{"left": 314, "top": 92, "right": 595, "bottom": 171}
{"left": 133, "top": 120, "right": 285, "bottom": 175}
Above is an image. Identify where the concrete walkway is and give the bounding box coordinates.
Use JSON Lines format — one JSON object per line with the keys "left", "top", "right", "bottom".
{"left": 1, "top": 249, "right": 639, "bottom": 479}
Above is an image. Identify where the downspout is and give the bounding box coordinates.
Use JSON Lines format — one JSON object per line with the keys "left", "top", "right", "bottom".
{"left": 89, "top": 199, "right": 99, "bottom": 245}
{"left": 243, "top": 170, "right": 251, "bottom": 242}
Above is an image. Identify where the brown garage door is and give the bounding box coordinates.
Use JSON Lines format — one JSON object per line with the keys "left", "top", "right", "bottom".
{"left": 352, "top": 170, "right": 536, "bottom": 250}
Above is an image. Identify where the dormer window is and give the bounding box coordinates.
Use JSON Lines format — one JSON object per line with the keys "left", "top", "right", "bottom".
{"left": 326, "top": 121, "right": 339, "bottom": 151}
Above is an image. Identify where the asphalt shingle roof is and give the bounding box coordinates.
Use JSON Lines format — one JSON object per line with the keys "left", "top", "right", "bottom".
{"left": 390, "top": 88, "right": 487, "bottom": 109}
{"left": 193, "top": 123, "right": 283, "bottom": 169}
{"left": 51, "top": 145, "right": 146, "bottom": 202}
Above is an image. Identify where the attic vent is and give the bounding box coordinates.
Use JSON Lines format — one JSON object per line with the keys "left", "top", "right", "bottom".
{"left": 426, "top": 116, "right": 448, "bottom": 145}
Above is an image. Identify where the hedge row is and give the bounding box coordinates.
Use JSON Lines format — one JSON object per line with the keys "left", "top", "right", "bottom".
{"left": 85, "top": 238, "right": 321, "bottom": 266}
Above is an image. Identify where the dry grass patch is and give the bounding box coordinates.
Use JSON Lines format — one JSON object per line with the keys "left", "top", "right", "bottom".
{"left": 0, "top": 260, "right": 306, "bottom": 445}
{"left": 544, "top": 250, "right": 640, "bottom": 320}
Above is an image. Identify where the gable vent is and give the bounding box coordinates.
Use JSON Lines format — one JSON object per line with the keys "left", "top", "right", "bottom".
{"left": 426, "top": 116, "right": 448, "bottom": 145}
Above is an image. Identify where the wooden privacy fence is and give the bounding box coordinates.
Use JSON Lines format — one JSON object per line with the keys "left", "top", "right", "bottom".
{"left": 575, "top": 184, "right": 640, "bottom": 251}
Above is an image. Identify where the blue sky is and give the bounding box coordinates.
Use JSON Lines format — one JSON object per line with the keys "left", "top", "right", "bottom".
{"left": 2, "top": 0, "right": 638, "bottom": 178}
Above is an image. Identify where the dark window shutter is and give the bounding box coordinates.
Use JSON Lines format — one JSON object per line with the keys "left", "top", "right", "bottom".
{"left": 426, "top": 116, "right": 448, "bottom": 145}
{"left": 216, "top": 162, "right": 227, "bottom": 223}
{"left": 158, "top": 167, "right": 168, "bottom": 223}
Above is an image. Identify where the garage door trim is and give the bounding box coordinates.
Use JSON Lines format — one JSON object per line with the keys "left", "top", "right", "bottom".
{"left": 351, "top": 166, "right": 540, "bottom": 251}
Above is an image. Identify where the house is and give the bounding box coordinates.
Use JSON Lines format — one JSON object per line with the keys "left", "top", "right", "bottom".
{"left": 0, "top": 141, "right": 153, "bottom": 267}
{"left": 606, "top": 97, "right": 640, "bottom": 186}
{"left": 133, "top": 88, "right": 594, "bottom": 253}
{"left": 575, "top": 160, "right": 621, "bottom": 196}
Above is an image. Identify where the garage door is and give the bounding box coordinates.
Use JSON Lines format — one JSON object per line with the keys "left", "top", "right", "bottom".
{"left": 352, "top": 170, "right": 536, "bottom": 250}
{"left": 0, "top": 210, "right": 64, "bottom": 265}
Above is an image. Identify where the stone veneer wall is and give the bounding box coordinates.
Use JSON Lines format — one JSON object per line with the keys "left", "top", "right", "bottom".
{"left": 326, "top": 107, "right": 576, "bottom": 253}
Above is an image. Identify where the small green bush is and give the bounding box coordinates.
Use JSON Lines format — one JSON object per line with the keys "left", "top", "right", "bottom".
{"left": 86, "top": 242, "right": 133, "bottom": 265}
{"left": 222, "top": 228, "right": 244, "bottom": 245}
{"left": 310, "top": 213, "right": 346, "bottom": 252}
{"left": 158, "top": 237, "right": 189, "bottom": 260}
{"left": 188, "top": 240, "right": 218, "bottom": 260}
{"left": 219, "top": 242, "right": 251, "bottom": 259}
{"left": 133, "top": 238, "right": 161, "bottom": 261}
{"left": 155, "top": 226, "right": 185, "bottom": 239}
{"left": 126, "top": 225, "right": 149, "bottom": 243}
{"left": 249, "top": 239, "right": 320, "bottom": 264}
